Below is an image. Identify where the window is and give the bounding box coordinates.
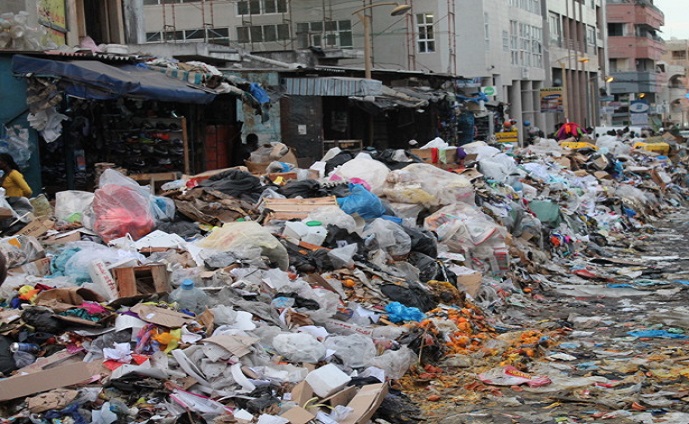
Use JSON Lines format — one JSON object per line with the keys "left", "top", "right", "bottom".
{"left": 237, "top": 0, "right": 287, "bottom": 15}
{"left": 586, "top": 25, "right": 596, "bottom": 49}
{"left": 608, "top": 23, "right": 624, "bottom": 37}
{"left": 502, "top": 30, "right": 509, "bottom": 51}
{"left": 512, "top": 21, "right": 541, "bottom": 67}
{"left": 295, "top": 20, "right": 352, "bottom": 48}
{"left": 146, "top": 31, "right": 161, "bottom": 42}
{"left": 236, "top": 24, "right": 290, "bottom": 44}
{"left": 484, "top": 12, "right": 490, "bottom": 46}
{"left": 237, "top": 27, "right": 250, "bottom": 43}
{"left": 417, "top": 13, "right": 434, "bottom": 53}
{"left": 672, "top": 50, "right": 687, "bottom": 60}
{"left": 549, "top": 12, "right": 561, "bottom": 46}
{"left": 510, "top": 0, "right": 540, "bottom": 14}
{"left": 510, "top": 20, "right": 518, "bottom": 65}
{"left": 145, "top": 28, "right": 230, "bottom": 44}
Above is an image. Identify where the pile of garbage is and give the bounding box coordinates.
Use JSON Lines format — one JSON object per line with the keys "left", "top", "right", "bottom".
{"left": 0, "top": 129, "right": 687, "bottom": 423}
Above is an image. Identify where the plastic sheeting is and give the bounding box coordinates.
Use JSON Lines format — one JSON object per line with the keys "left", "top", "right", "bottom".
{"left": 11, "top": 55, "right": 216, "bottom": 104}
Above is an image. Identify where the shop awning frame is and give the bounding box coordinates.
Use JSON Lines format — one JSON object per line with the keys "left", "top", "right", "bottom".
{"left": 11, "top": 54, "right": 216, "bottom": 104}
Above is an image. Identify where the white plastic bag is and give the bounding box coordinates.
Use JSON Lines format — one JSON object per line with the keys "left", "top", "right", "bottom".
{"left": 54, "top": 190, "right": 94, "bottom": 223}
{"left": 362, "top": 218, "right": 412, "bottom": 257}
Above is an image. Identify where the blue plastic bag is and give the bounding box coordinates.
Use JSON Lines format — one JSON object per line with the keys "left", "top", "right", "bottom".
{"left": 337, "top": 184, "right": 386, "bottom": 219}
{"left": 385, "top": 301, "right": 426, "bottom": 323}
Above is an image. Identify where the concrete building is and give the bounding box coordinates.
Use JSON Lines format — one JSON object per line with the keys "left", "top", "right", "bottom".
{"left": 660, "top": 39, "right": 689, "bottom": 128}
{"left": 606, "top": 0, "right": 665, "bottom": 127}
{"left": 136, "top": 1, "right": 613, "bottom": 139}
{"left": 545, "top": 0, "right": 608, "bottom": 131}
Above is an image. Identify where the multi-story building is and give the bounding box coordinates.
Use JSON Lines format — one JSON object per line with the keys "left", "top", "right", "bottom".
{"left": 545, "top": 0, "right": 607, "bottom": 130}
{"left": 138, "top": 1, "right": 612, "bottom": 139}
{"left": 660, "top": 39, "right": 689, "bottom": 128}
{"left": 606, "top": 0, "right": 665, "bottom": 127}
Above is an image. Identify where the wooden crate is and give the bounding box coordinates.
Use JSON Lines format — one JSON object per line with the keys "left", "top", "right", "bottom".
{"left": 411, "top": 148, "right": 457, "bottom": 165}
{"left": 112, "top": 264, "right": 171, "bottom": 298}
{"left": 323, "top": 139, "right": 363, "bottom": 156}
{"left": 261, "top": 196, "right": 338, "bottom": 222}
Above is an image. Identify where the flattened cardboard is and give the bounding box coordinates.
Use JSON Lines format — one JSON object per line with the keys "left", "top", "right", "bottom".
{"left": 7, "top": 257, "right": 51, "bottom": 277}
{"left": 42, "top": 231, "right": 81, "bottom": 245}
{"left": 0, "top": 362, "right": 92, "bottom": 401}
{"left": 340, "top": 383, "right": 389, "bottom": 424}
{"left": 18, "top": 350, "right": 80, "bottom": 374}
{"left": 455, "top": 272, "right": 483, "bottom": 298}
{"left": 34, "top": 287, "right": 106, "bottom": 313}
{"left": 320, "top": 385, "right": 357, "bottom": 407}
{"left": 88, "top": 259, "right": 119, "bottom": 301}
{"left": 27, "top": 389, "right": 79, "bottom": 413}
{"left": 290, "top": 381, "right": 314, "bottom": 407}
{"left": 130, "top": 303, "right": 190, "bottom": 328}
{"left": 203, "top": 334, "right": 260, "bottom": 358}
{"left": 280, "top": 406, "right": 316, "bottom": 424}
{"left": 16, "top": 218, "right": 54, "bottom": 238}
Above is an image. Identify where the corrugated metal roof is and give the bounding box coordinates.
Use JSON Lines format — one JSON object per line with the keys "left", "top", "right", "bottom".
{"left": 284, "top": 77, "right": 382, "bottom": 96}
{"left": 43, "top": 50, "right": 142, "bottom": 63}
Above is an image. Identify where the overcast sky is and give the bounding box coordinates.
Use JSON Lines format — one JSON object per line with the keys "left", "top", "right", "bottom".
{"left": 654, "top": 0, "right": 689, "bottom": 40}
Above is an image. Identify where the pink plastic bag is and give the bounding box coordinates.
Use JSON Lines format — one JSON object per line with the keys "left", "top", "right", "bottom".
{"left": 93, "top": 185, "right": 155, "bottom": 243}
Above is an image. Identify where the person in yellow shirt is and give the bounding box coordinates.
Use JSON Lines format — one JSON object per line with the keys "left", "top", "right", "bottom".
{"left": 0, "top": 153, "right": 32, "bottom": 198}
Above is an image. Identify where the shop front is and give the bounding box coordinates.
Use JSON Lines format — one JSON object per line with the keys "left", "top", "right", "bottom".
{"left": 9, "top": 53, "right": 244, "bottom": 196}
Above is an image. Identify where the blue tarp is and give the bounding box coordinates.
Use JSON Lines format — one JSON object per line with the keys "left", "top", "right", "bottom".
{"left": 11, "top": 54, "right": 216, "bottom": 104}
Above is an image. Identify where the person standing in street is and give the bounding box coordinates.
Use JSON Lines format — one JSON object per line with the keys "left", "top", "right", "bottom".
{"left": 0, "top": 153, "right": 31, "bottom": 198}
{"left": 231, "top": 133, "right": 260, "bottom": 167}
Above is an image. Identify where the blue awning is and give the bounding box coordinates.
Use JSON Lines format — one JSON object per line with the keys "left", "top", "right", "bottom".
{"left": 11, "top": 54, "right": 216, "bottom": 104}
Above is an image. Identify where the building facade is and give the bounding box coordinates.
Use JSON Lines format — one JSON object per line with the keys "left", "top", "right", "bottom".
{"left": 660, "top": 39, "right": 688, "bottom": 128}
{"left": 545, "top": 0, "right": 607, "bottom": 130}
{"left": 138, "top": 1, "right": 612, "bottom": 139}
{"left": 605, "top": 0, "right": 665, "bottom": 127}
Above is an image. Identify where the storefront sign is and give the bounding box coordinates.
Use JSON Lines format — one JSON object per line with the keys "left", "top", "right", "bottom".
{"left": 481, "top": 86, "right": 497, "bottom": 97}
{"left": 540, "top": 87, "right": 563, "bottom": 113}
{"left": 630, "top": 100, "right": 649, "bottom": 125}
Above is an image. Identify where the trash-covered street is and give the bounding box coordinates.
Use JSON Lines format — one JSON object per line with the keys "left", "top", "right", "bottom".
{"left": 1, "top": 126, "right": 689, "bottom": 424}
{"left": 409, "top": 210, "right": 689, "bottom": 423}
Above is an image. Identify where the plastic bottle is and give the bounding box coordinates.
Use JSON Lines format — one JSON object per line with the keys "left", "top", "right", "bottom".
{"left": 302, "top": 221, "right": 327, "bottom": 246}
{"left": 169, "top": 279, "right": 209, "bottom": 315}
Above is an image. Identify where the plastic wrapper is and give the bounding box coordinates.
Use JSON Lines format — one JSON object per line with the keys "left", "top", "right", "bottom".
{"left": 0, "top": 235, "right": 44, "bottom": 268}
{"left": 327, "top": 243, "right": 358, "bottom": 268}
{"left": 362, "top": 218, "right": 412, "bottom": 257}
{"left": 337, "top": 184, "right": 386, "bottom": 219}
{"left": 367, "top": 346, "right": 417, "bottom": 380}
{"left": 92, "top": 184, "right": 156, "bottom": 243}
{"left": 324, "top": 334, "right": 377, "bottom": 368}
{"left": 54, "top": 241, "right": 144, "bottom": 284}
{"left": 272, "top": 333, "right": 325, "bottom": 363}
{"left": 385, "top": 301, "right": 426, "bottom": 323}
{"left": 382, "top": 164, "right": 474, "bottom": 207}
{"left": 0, "top": 125, "right": 31, "bottom": 167}
{"left": 330, "top": 153, "right": 390, "bottom": 194}
{"left": 54, "top": 190, "right": 95, "bottom": 223}
{"left": 306, "top": 206, "right": 358, "bottom": 234}
{"left": 197, "top": 221, "right": 289, "bottom": 270}
{"left": 424, "top": 203, "right": 506, "bottom": 259}
{"left": 151, "top": 195, "right": 176, "bottom": 222}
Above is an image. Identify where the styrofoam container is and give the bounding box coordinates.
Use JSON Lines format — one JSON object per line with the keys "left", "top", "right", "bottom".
{"left": 305, "top": 363, "right": 351, "bottom": 398}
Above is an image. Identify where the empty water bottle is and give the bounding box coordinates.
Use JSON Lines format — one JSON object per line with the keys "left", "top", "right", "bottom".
{"left": 169, "top": 279, "right": 209, "bottom": 315}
